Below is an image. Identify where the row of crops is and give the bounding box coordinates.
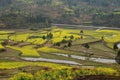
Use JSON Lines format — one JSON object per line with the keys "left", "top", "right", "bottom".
{"left": 7, "top": 46, "right": 40, "bottom": 57}
{"left": 0, "top": 62, "right": 69, "bottom": 69}
{"left": 10, "top": 67, "right": 119, "bottom": 80}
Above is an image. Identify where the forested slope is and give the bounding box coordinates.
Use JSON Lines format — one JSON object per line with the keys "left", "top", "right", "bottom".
{"left": 0, "top": 0, "right": 120, "bottom": 28}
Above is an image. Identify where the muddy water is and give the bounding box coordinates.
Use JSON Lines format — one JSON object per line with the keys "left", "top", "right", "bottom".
{"left": 22, "top": 52, "right": 116, "bottom": 64}
{"left": 51, "top": 53, "right": 116, "bottom": 64}
{"left": 22, "top": 57, "right": 81, "bottom": 65}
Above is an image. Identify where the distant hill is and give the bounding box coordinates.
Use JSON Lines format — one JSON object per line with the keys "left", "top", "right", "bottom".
{"left": 0, "top": 0, "right": 120, "bottom": 28}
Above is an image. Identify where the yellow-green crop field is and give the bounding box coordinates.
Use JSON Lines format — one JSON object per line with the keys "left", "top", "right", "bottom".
{"left": 51, "top": 28, "right": 81, "bottom": 43}
{"left": 27, "top": 38, "right": 46, "bottom": 44}
{"left": 0, "top": 28, "right": 120, "bottom": 57}
{"left": 38, "top": 47, "right": 74, "bottom": 54}
{"left": 7, "top": 45, "right": 40, "bottom": 57}
{"left": 10, "top": 33, "right": 32, "bottom": 41}
{"left": 1, "top": 28, "right": 120, "bottom": 44}
{"left": 0, "top": 31, "right": 14, "bottom": 34}
{"left": 97, "top": 30, "right": 120, "bottom": 43}
{"left": 0, "top": 35, "right": 8, "bottom": 39}
{"left": 0, "top": 44, "right": 4, "bottom": 49}
{"left": 0, "top": 27, "right": 120, "bottom": 80}
{"left": 0, "top": 62, "right": 69, "bottom": 69}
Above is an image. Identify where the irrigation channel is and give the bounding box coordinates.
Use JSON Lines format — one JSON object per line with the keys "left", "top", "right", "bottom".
{"left": 22, "top": 57, "right": 81, "bottom": 65}
{"left": 22, "top": 53, "right": 116, "bottom": 65}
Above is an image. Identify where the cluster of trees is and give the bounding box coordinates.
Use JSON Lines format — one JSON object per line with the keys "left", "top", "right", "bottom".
{"left": 41, "top": 32, "right": 53, "bottom": 40}
{"left": 54, "top": 39, "right": 72, "bottom": 48}
{"left": 54, "top": 35, "right": 75, "bottom": 48}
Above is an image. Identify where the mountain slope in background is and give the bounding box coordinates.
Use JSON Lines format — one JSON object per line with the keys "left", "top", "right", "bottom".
{"left": 0, "top": 0, "right": 120, "bottom": 28}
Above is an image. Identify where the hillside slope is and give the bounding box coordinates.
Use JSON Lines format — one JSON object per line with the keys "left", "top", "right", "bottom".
{"left": 0, "top": 0, "right": 120, "bottom": 28}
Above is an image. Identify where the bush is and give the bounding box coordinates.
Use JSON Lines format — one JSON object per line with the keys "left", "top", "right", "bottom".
{"left": 83, "top": 43, "right": 90, "bottom": 49}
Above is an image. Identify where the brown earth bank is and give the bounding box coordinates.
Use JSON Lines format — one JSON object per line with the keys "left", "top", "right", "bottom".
{"left": 74, "top": 75, "right": 120, "bottom": 80}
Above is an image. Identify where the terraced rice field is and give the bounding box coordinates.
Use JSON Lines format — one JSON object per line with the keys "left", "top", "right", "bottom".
{"left": 7, "top": 45, "right": 40, "bottom": 57}
{"left": 0, "top": 62, "right": 69, "bottom": 69}
{"left": 0, "top": 27, "right": 120, "bottom": 80}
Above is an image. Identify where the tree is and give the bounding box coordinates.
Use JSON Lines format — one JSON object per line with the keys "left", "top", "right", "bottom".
{"left": 55, "top": 42, "right": 61, "bottom": 46}
{"left": 68, "top": 42, "right": 72, "bottom": 47}
{"left": 63, "top": 45, "right": 67, "bottom": 48}
{"left": 113, "top": 43, "right": 118, "bottom": 50}
{"left": 84, "top": 43, "right": 90, "bottom": 49}
{"left": 42, "top": 35, "right": 46, "bottom": 40}
{"left": 47, "top": 32, "right": 53, "bottom": 39}
{"left": 61, "top": 39, "right": 67, "bottom": 43}
{"left": 101, "top": 36, "right": 104, "bottom": 40}
{"left": 81, "top": 36, "right": 83, "bottom": 39}
{"left": 80, "top": 30, "right": 84, "bottom": 34}
{"left": 70, "top": 35, "right": 74, "bottom": 39}
{"left": 64, "top": 36, "right": 67, "bottom": 38}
